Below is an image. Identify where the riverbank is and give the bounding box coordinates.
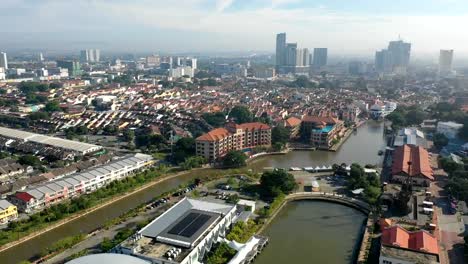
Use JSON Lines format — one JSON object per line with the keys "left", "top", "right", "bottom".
{"left": 256, "top": 192, "right": 371, "bottom": 263}
{"left": 0, "top": 167, "right": 209, "bottom": 254}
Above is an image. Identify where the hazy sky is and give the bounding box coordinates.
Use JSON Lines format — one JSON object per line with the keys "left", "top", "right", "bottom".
{"left": 1, "top": 0, "right": 468, "bottom": 56}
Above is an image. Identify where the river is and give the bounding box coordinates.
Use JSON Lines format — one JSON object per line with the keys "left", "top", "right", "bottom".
{"left": 1, "top": 121, "right": 386, "bottom": 263}
{"left": 254, "top": 201, "right": 367, "bottom": 264}
{"left": 249, "top": 120, "right": 386, "bottom": 170}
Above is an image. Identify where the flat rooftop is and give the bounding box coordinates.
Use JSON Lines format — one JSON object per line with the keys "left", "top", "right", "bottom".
{"left": 381, "top": 245, "right": 439, "bottom": 264}
{"left": 157, "top": 209, "right": 220, "bottom": 248}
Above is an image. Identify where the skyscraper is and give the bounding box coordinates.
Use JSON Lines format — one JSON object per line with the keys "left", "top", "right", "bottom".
{"left": 439, "top": 49, "right": 454, "bottom": 76}
{"left": 39, "top": 52, "right": 44, "bottom": 62}
{"left": 303, "top": 48, "right": 310, "bottom": 67}
{"left": 375, "top": 50, "right": 393, "bottom": 73}
{"left": 388, "top": 40, "right": 411, "bottom": 68}
{"left": 80, "top": 49, "right": 100, "bottom": 63}
{"left": 313, "top": 48, "right": 328, "bottom": 68}
{"left": 276, "top": 33, "right": 286, "bottom": 69}
{"left": 285, "top": 43, "right": 297, "bottom": 66}
{"left": 0, "top": 52, "right": 8, "bottom": 70}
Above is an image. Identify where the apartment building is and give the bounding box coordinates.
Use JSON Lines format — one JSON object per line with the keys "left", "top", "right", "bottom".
{"left": 196, "top": 122, "right": 271, "bottom": 161}
{"left": 0, "top": 199, "right": 18, "bottom": 224}
{"left": 301, "top": 116, "right": 344, "bottom": 149}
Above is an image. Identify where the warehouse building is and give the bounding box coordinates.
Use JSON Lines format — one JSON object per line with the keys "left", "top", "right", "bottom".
{"left": 0, "top": 126, "right": 102, "bottom": 156}
{"left": 10, "top": 153, "right": 153, "bottom": 212}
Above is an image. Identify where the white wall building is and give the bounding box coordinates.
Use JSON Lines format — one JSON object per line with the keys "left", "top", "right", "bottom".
{"left": 0, "top": 52, "right": 8, "bottom": 70}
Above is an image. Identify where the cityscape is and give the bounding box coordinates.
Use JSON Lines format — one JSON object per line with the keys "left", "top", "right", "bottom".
{"left": 1, "top": 1, "right": 468, "bottom": 264}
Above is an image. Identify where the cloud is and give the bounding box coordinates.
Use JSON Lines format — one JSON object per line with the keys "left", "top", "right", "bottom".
{"left": 0, "top": 0, "right": 467, "bottom": 55}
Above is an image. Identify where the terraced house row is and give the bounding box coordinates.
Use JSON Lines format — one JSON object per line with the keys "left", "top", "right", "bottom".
{"left": 196, "top": 122, "right": 271, "bottom": 161}
{"left": 9, "top": 153, "right": 153, "bottom": 213}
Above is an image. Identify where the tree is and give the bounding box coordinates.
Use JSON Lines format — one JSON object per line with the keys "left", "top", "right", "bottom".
{"left": 172, "top": 137, "right": 196, "bottom": 164}
{"left": 202, "top": 112, "right": 226, "bottom": 127}
{"left": 229, "top": 106, "right": 253, "bottom": 124}
{"left": 386, "top": 111, "right": 406, "bottom": 129}
{"left": 223, "top": 150, "right": 247, "bottom": 168}
{"left": 271, "top": 125, "right": 290, "bottom": 145}
{"left": 405, "top": 109, "right": 427, "bottom": 125}
{"left": 44, "top": 101, "right": 61, "bottom": 112}
{"left": 123, "top": 130, "right": 135, "bottom": 143}
{"left": 433, "top": 133, "right": 449, "bottom": 149}
{"left": 28, "top": 111, "right": 50, "bottom": 121}
{"left": 260, "top": 169, "right": 297, "bottom": 198}
{"left": 18, "top": 155, "right": 42, "bottom": 167}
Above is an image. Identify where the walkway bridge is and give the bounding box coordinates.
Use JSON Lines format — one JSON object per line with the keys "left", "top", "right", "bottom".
{"left": 286, "top": 192, "right": 371, "bottom": 214}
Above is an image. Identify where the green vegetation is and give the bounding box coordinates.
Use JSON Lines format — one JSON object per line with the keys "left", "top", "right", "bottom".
{"left": 229, "top": 105, "right": 253, "bottom": 124}
{"left": 0, "top": 168, "right": 162, "bottom": 247}
{"left": 65, "top": 126, "right": 88, "bottom": 140}
{"left": 100, "top": 228, "right": 134, "bottom": 252}
{"left": 433, "top": 133, "right": 449, "bottom": 150}
{"left": 205, "top": 242, "right": 237, "bottom": 264}
{"left": 199, "top": 78, "right": 220, "bottom": 87}
{"left": 386, "top": 105, "right": 427, "bottom": 129}
{"left": 203, "top": 112, "right": 226, "bottom": 127}
{"left": 18, "top": 154, "right": 42, "bottom": 167}
{"left": 223, "top": 150, "right": 247, "bottom": 168}
{"left": 442, "top": 157, "right": 468, "bottom": 202}
{"left": 172, "top": 137, "right": 196, "bottom": 164}
{"left": 40, "top": 234, "right": 85, "bottom": 258}
{"left": 346, "top": 163, "right": 381, "bottom": 205}
{"left": 226, "top": 219, "right": 259, "bottom": 243}
{"left": 271, "top": 125, "right": 289, "bottom": 150}
{"left": 28, "top": 111, "right": 50, "bottom": 121}
{"left": 18, "top": 82, "right": 51, "bottom": 94}
{"left": 44, "top": 101, "right": 61, "bottom": 112}
{"left": 180, "top": 156, "right": 206, "bottom": 170}
{"left": 257, "top": 193, "right": 286, "bottom": 218}
{"left": 259, "top": 169, "right": 297, "bottom": 198}
{"left": 290, "top": 76, "right": 317, "bottom": 88}
{"left": 135, "top": 134, "right": 166, "bottom": 151}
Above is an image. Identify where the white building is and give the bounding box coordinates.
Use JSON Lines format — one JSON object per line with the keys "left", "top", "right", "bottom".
{"left": 10, "top": 154, "right": 153, "bottom": 212}
{"left": 0, "top": 67, "right": 5, "bottom": 80}
{"left": 253, "top": 68, "right": 276, "bottom": 79}
{"left": 439, "top": 49, "right": 454, "bottom": 76}
{"left": 0, "top": 52, "right": 8, "bottom": 70}
{"left": 437, "top": 121, "right": 463, "bottom": 139}
{"left": 116, "top": 197, "right": 238, "bottom": 264}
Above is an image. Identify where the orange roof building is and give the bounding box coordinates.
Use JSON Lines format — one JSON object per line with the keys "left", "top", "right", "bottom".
{"left": 196, "top": 122, "right": 271, "bottom": 161}
{"left": 392, "top": 144, "right": 433, "bottom": 186}
{"left": 380, "top": 226, "right": 439, "bottom": 264}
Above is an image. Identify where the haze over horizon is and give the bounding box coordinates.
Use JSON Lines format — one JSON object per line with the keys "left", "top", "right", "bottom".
{"left": 2, "top": 0, "right": 468, "bottom": 58}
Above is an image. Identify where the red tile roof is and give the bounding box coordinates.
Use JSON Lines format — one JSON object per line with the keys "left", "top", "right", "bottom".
{"left": 285, "top": 117, "right": 302, "bottom": 127}
{"left": 392, "top": 145, "right": 433, "bottom": 180}
{"left": 15, "top": 192, "right": 34, "bottom": 202}
{"left": 302, "top": 116, "right": 341, "bottom": 125}
{"left": 382, "top": 226, "right": 438, "bottom": 254}
{"left": 196, "top": 128, "right": 231, "bottom": 142}
{"left": 236, "top": 122, "right": 271, "bottom": 131}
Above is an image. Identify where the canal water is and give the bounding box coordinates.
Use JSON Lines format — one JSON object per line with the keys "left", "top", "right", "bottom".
{"left": 1, "top": 121, "right": 386, "bottom": 263}
{"left": 249, "top": 120, "right": 386, "bottom": 171}
{"left": 254, "top": 201, "right": 367, "bottom": 264}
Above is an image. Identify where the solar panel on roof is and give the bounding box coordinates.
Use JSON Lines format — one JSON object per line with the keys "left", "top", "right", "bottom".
{"left": 167, "top": 212, "right": 211, "bottom": 238}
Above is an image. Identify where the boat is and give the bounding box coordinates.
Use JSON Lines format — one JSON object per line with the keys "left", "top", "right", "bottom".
{"left": 378, "top": 150, "right": 384, "bottom": 156}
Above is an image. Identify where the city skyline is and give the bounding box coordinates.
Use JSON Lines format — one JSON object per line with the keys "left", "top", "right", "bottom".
{"left": 1, "top": 0, "right": 468, "bottom": 57}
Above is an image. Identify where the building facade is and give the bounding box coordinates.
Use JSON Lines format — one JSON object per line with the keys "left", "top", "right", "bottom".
{"left": 0, "top": 52, "right": 8, "bottom": 70}
{"left": 437, "top": 121, "right": 463, "bottom": 139}
{"left": 301, "top": 116, "right": 344, "bottom": 149}
{"left": 439, "top": 49, "right": 454, "bottom": 76}
{"left": 312, "top": 48, "right": 328, "bottom": 69}
{"left": 10, "top": 154, "right": 153, "bottom": 212}
{"left": 196, "top": 122, "right": 271, "bottom": 161}
{"left": 0, "top": 199, "right": 18, "bottom": 224}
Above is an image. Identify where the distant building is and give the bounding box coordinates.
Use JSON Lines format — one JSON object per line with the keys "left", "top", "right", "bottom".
{"left": 437, "top": 121, "right": 463, "bottom": 139}
{"left": 369, "top": 101, "right": 397, "bottom": 120}
{"left": 213, "top": 64, "right": 247, "bottom": 77}
{"left": 301, "top": 116, "right": 344, "bottom": 149}
{"left": 375, "top": 40, "right": 411, "bottom": 74}
{"left": 391, "top": 145, "right": 433, "bottom": 186}
{"left": 196, "top": 122, "right": 271, "bottom": 161}
{"left": 394, "top": 128, "right": 427, "bottom": 148}
{"left": 253, "top": 68, "right": 276, "bottom": 79}
{"left": 380, "top": 225, "right": 439, "bottom": 264}
{"left": 275, "top": 33, "right": 287, "bottom": 70}
{"left": 146, "top": 55, "right": 161, "bottom": 67}
{"left": 439, "top": 49, "right": 454, "bottom": 77}
{"left": 80, "top": 49, "right": 100, "bottom": 63}
{"left": 348, "top": 61, "right": 368, "bottom": 75}
{"left": 284, "top": 117, "right": 302, "bottom": 139}
{"left": 0, "top": 199, "right": 18, "bottom": 224}
{"left": 312, "top": 48, "right": 328, "bottom": 69}
{"left": 57, "top": 60, "right": 82, "bottom": 77}
{"left": 0, "top": 67, "right": 5, "bottom": 80}
{"left": 0, "top": 52, "right": 8, "bottom": 70}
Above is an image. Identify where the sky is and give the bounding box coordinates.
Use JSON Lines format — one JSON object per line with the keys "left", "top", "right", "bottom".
{"left": 1, "top": 0, "right": 468, "bottom": 57}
